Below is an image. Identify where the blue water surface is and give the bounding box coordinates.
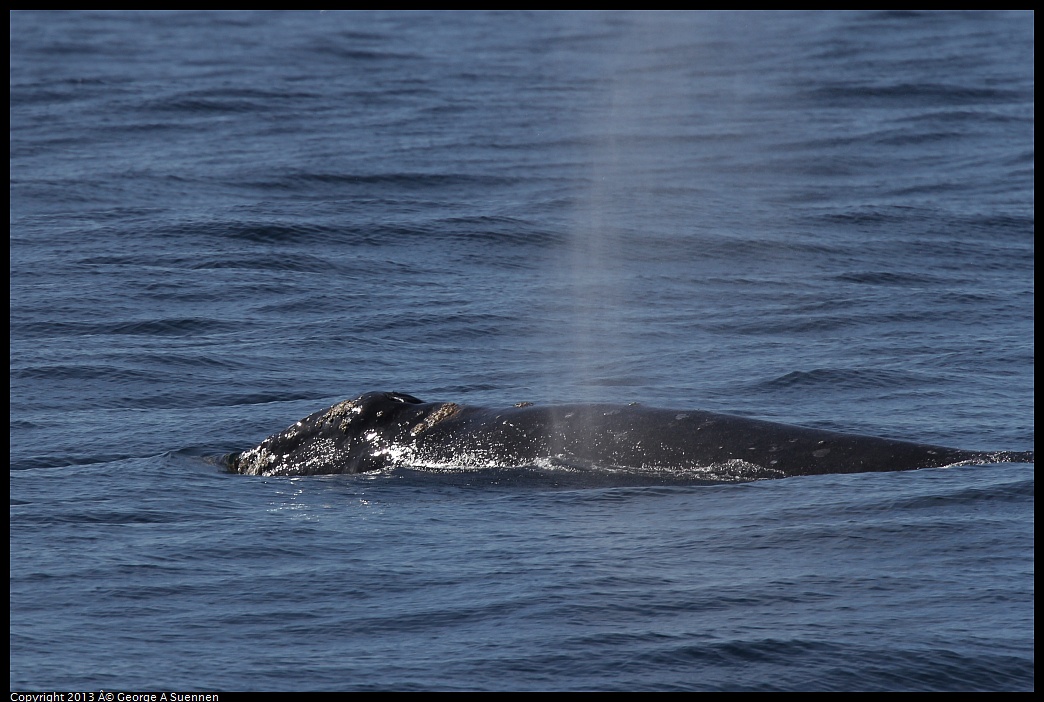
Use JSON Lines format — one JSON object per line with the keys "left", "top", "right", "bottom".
{"left": 10, "top": 10, "right": 1034, "bottom": 691}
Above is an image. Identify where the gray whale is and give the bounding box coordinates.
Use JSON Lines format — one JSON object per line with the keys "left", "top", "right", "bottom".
{"left": 227, "top": 392, "right": 1033, "bottom": 480}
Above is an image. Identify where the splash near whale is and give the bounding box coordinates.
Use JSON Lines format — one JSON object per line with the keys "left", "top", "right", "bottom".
{"left": 227, "top": 391, "right": 1033, "bottom": 480}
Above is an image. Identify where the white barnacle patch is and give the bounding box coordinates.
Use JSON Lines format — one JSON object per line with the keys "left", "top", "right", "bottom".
{"left": 312, "top": 398, "right": 363, "bottom": 432}
{"left": 319, "top": 398, "right": 363, "bottom": 425}
{"left": 235, "top": 445, "right": 279, "bottom": 476}
{"left": 410, "top": 402, "right": 460, "bottom": 436}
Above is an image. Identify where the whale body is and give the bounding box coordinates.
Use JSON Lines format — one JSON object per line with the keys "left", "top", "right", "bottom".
{"left": 226, "top": 392, "right": 1033, "bottom": 480}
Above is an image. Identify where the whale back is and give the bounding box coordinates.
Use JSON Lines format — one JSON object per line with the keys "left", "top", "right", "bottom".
{"left": 229, "top": 393, "right": 1033, "bottom": 478}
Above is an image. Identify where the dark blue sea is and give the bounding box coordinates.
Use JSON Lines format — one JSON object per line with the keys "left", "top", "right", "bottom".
{"left": 9, "top": 10, "right": 1034, "bottom": 691}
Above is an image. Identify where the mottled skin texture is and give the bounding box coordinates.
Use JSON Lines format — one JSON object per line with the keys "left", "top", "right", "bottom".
{"left": 228, "top": 391, "right": 1033, "bottom": 479}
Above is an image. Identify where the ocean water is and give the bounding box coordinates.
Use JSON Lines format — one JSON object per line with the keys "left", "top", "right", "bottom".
{"left": 9, "top": 10, "right": 1034, "bottom": 691}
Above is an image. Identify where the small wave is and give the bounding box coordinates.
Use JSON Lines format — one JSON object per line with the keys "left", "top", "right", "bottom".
{"left": 760, "top": 368, "right": 931, "bottom": 391}
{"left": 834, "top": 271, "right": 926, "bottom": 285}
{"left": 887, "top": 477, "right": 1034, "bottom": 509}
{"left": 253, "top": 170, "right": 519, "bottom": 193}
{"left": 806, "top": 82, "right": 1023, "bottom": 108}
